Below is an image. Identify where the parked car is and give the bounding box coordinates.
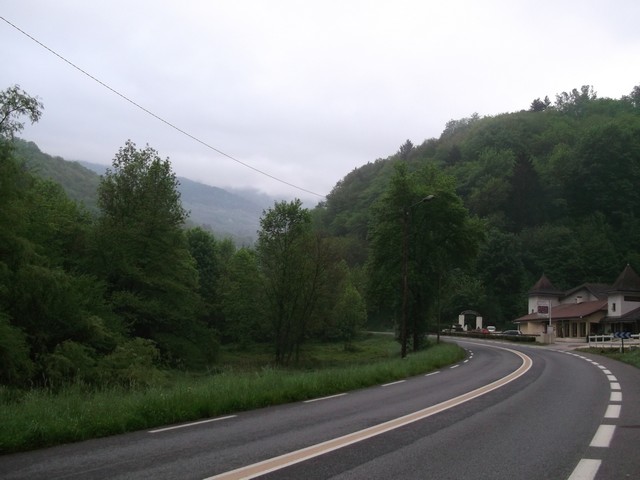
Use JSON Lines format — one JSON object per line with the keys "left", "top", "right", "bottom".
{"left": 442, "top": 324, "right": 464, "bottom": 333}
{"left": 502, "top": 330, "right": 522, "bottom": 336}
{"left": 487, "top": 326, "right": 496, "bottom": 333}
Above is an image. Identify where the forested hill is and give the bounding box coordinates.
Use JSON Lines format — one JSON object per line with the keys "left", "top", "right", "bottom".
{"left": 315, "top": 85, "right": 640, "bottom": 319}
{"left": 12, "top": 139, "right": 272, "bottom": 243}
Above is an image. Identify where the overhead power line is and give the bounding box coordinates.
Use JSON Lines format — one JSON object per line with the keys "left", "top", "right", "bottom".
{"left": 1, "top": 15, "right": 325, "bottom": 198}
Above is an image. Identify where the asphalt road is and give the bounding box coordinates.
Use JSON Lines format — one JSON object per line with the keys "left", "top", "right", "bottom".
{"left": 1, "top": 339, "right": 638, "bottom": 479}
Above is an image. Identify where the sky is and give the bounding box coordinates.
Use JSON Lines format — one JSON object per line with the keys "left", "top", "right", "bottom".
{"left": 2, "top": 1, "right": 639, "bottom": 204}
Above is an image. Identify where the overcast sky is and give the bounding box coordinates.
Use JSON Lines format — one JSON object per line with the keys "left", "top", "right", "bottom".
{"left": 2, "top": 1, "right": 639, "bottom": 203}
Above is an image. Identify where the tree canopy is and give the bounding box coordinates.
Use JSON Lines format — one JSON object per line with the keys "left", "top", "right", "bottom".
{"left": 4, "top": 81, "right": 640, "bottom": 388}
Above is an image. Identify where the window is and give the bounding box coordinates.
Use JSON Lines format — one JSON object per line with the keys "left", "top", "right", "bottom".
{"left": 612, "top": 303, "right": 616, "bottom": 312}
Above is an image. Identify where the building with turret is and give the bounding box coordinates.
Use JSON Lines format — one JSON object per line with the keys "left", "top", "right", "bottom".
{"left": 514, "top": 265, "right": 640, "bottom": 339}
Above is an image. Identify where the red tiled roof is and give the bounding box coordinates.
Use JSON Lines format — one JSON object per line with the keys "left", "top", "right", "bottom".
{"left": 514, "top": 299, "right": 607, "bottom": 323}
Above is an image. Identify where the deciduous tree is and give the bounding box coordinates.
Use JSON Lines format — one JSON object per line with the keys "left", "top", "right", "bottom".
{"left": 257, "top": 200, "right": 326, "bottom": 364}
{"left": 93, "top": 141, "right": 211, "bottom": 367}
{"left": 0, "top": 84, "right": 43, "bottom": 140}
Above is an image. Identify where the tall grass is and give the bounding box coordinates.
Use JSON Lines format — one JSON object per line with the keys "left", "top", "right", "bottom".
{"left": 0, "top": 339, "right": 463, "bottom": 454}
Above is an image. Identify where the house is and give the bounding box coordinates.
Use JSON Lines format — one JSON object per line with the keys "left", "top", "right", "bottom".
{"left": 514, "top": 265, "right": 640, "bottom": 339}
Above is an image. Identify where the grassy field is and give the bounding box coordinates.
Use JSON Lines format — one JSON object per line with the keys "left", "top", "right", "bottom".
{"left": 0, "top": 335, "right": 464, "bottom": 454}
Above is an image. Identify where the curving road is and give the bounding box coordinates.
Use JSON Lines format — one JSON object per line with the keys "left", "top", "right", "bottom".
{"left": 1, "top": 340, "right": 638, "bottom": 479}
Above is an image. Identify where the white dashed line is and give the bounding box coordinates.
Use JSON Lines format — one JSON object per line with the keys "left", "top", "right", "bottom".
{"left": 382, "top": 380, "right": 406, "bottom": 387}
{"left": 568, "top": 458, "right": 601, "bottom": 480}
{"left": 590, "top": 424, "right": 616, "bottom": 447}
{"left": 425, "top": 371, "right": 440, "bottom": 377}
{"left": 450, "top": 364, "right": 459, "bottom": 369}
{"left": 610, "top": 391, "right": 622, "bottom": 402}
{"left": 604, "top": 404, "right": 621, "bottom": 419}
{"left": 567, "top": 351, "right": 624, "bottom": 478}
{"left": 149, "top": 415, "right": 237, "bottom": 433}
{"left": 304, "top": 393, "right": 347, "bottom": 403}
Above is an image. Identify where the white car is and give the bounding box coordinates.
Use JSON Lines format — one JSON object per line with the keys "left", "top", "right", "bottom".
{"left": 487, "top": 326, "right": 496, "bottom": 333}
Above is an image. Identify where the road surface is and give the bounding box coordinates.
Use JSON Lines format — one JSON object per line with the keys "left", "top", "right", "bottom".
{"left": 1, "top": 339, "right": 638, "bottom": 479}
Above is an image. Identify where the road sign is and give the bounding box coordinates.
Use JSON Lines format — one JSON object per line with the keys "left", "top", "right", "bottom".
{"left": 613, "top": 332, "right": 632, "bottom": 339}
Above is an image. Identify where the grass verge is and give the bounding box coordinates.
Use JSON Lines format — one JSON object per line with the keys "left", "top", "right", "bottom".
{"left": 579, "top": 346, "right": 640, "bottom": 369}
{"left": 0, "top": 338, "right": 463, "bottom": 454}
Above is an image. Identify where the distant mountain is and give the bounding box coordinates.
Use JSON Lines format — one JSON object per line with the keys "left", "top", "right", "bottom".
{"left": 13, "top": 139, "right": 101, "bottom": 213}
{"left": 13, "top": 139, "right": 275, "bottom": 243}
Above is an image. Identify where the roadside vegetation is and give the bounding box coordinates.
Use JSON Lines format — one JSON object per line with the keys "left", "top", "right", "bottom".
{"left": 3, "top": 83, "right": 640, "bottom": 457}
{"left": 581, "top": 347, "right": 640, "bottom": 369}
{"left": 0, "top": 336, "right": 463, "bottom": 454}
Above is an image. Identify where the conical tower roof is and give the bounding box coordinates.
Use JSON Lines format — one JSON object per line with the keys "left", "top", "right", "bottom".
{"left": 610, "top": 264, "right": 640, "bottom": 293}
{"left": 528, "top": 274, "right": 563, "bottom": 296}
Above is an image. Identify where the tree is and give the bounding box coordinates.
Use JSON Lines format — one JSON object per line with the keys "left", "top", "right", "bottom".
{"left": 397, "top": 139, "right": 414, "bottom": 160}
{"left": 623, "top": 84, "right": 640, "bottom": 109}
{"left": 412, "top": 166, "right": 484, "bottom": 345}
{"left": 219, "top": 248, "right": 266, "bottom": 346}
{"left": 554, "top": 85, "right": 597, "bottom": 116}
{"left": 368, "top": 163, "right": 483, "bottom": 353}
{"left": 98, "top": 140, "right": 188, "bottom": 230}
{"left": 529, "top": 96, "right": 551, "bottom": 112}
{"left": 0, "top": 88, "right": 117, "bottom": 386}
{"left": 333, "top": 275, "right": 366, "bottom": 350}
{"left": 367, "top": 163, "right": 415, "bottom": 354}
{"left": 476, "top": 229, "right": 527, "bottom": 325}
{"left": 565, "top": 118, "right": 640, "bottom": 219}
{"left": 186, "top": 227, "right": 221, "bottom": 324}
{"left": 257, "top": 199, "right": 326, "bottom": 364}
{"left": 93, "top": 141, "right": 211, "bottom": 368}
{"left": 0, "top": 85, "right": 43, "bottom": 140}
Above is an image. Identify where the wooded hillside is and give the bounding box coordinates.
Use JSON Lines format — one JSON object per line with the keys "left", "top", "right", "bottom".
{"left": 2, "top": 83, "right": 639, "bottom": 390}
{"left": 315, "top": 85, "right": 640, "bottom": 326}
{"left": 12, "top": 139, "right": 270, "bottom": 243}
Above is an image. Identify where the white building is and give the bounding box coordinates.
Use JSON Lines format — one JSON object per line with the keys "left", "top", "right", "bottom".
{"left": 514, "top": 265, "right": 640, "bottom": 339}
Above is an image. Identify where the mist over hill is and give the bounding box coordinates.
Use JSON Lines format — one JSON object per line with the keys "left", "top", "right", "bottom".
{"left": 13, "top": 139, "right": 278, "bottom": 243}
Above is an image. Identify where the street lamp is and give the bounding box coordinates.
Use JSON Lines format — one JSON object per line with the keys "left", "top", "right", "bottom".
{"left": 401, "top": 195, "right": 435, "bottom": 358}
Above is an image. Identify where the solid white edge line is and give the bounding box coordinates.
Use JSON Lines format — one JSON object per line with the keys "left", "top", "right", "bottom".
{"left": 149, "top": 415, "right": 237, "bottom": 433}
{"left": 590, "top": 424, "right": 616, "bottom": 447}
{"left": 204, "top": 344, "right": 532, "bottom": 480}
{"left": 304, "top": 393, "right": 347, "bottom": 403}
{"left": 568, "top": 459, "right": 601, "bottom": 480}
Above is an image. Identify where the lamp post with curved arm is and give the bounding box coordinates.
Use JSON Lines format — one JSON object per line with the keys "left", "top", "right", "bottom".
{"left": 400, "top": 195, "right": 435, "bottom": 358}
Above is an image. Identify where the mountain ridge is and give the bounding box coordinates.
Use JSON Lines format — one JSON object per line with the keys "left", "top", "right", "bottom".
{"left": 13, "top": 139, "right": 276, "bottom": 243}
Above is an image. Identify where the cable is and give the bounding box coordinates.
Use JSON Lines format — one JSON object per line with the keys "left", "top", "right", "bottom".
{"left": 0, "top": 15, "right": 326, "bottom": 198}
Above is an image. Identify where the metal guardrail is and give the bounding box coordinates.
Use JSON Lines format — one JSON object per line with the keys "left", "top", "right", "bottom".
{"left": 588, "top": 333, "right": 640, "bottom": 348}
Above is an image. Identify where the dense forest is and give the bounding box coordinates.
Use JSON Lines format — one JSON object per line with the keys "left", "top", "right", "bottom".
{"left": 1, "top": 83, "right": 639, "bottom": 390}
{"left": 316, "top": 84, "right": 640, "bottom": 329}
